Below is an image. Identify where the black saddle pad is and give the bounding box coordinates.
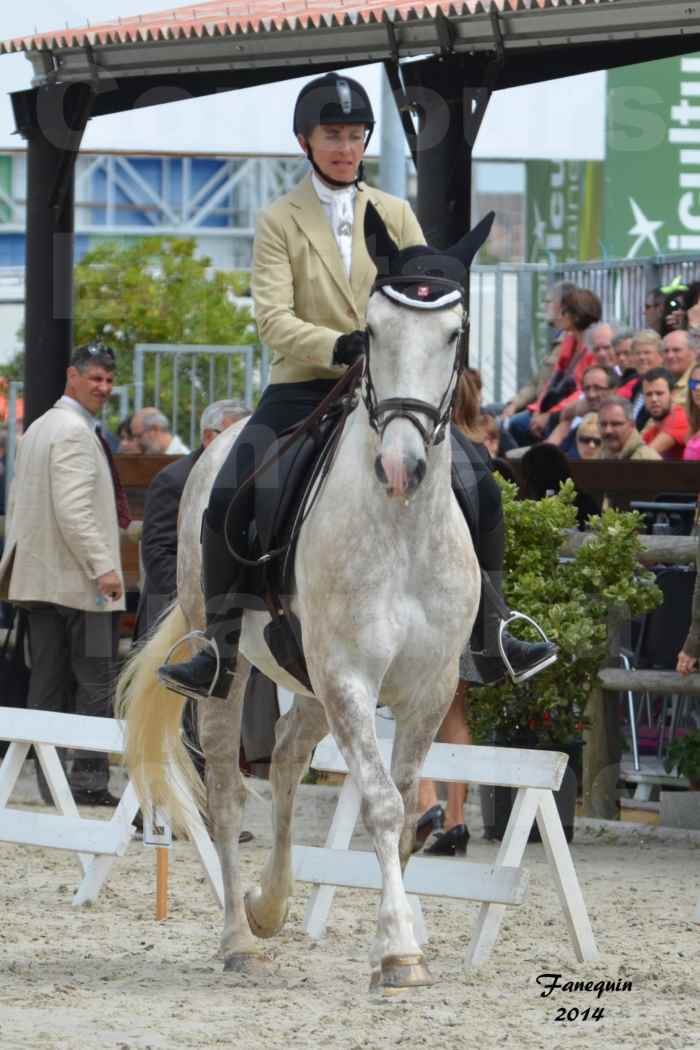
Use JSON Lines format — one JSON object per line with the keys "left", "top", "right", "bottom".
{"left": 253, "top": 411, "right": 343, "bottom": 599}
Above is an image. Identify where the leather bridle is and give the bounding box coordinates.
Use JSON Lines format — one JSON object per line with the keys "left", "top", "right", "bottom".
{"left": 362, "top": 275, "right": 467, "bottom": 450}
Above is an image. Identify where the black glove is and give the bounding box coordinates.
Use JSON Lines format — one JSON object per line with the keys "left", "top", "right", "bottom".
{"left": 332, "top": 329, "right": 368, "bottom": 368}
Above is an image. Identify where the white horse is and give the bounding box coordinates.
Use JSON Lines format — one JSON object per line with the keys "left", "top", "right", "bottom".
{"left": 117, "top": 218, "right": 483, "bottom": 990}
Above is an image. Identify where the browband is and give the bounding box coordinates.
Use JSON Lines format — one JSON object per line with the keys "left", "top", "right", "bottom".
{"left": 372, "top": 274, "right": 466, "bottom": 311}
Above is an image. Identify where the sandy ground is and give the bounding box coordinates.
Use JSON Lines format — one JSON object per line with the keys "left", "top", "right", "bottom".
{"left": 1, "top": 771, "right": 699, "bottom": 1050}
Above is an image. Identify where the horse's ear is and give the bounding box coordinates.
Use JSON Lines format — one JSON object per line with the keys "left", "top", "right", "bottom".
{"left": 444, "top": 211, "right": 495, "bottom": 269}
{"left": 364, "top": 201, "right": 399, "bottom": 276}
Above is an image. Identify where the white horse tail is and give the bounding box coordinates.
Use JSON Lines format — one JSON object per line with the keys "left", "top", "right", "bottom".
{"left": 115, "top": 603, "right": 206, "bottom": 831}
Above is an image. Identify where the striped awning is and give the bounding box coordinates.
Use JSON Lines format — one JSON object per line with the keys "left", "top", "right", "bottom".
{"left": 1, "top": 2, "right": 609, "bottom": 54}
{"left": 2, "top": 0, "right": 698, "bottom": 105}
{"left": 3, "top": 0, "right": 692, "bottom": 82}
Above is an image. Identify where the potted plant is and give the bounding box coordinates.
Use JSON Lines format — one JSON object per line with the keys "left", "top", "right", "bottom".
{"left": 660, "top": 731, "right": 700, "bottom": 829}
{"left": 664, "top": 731, "right": 700, "bottom": 789}
{"left": 471, "top": 477, "right": 661, "bottom": 842}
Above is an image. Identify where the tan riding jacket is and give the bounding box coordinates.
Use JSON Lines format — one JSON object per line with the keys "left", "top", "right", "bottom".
{"left": 252, "top": 173, "right": 425, "bottom": 386}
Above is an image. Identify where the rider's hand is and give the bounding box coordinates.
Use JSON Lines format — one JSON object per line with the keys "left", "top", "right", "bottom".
{"left": 332, "top": 330, "right": 368, "bottom": 368}
{"left": 96, "top": 570, "right": 123, "bottom": 603}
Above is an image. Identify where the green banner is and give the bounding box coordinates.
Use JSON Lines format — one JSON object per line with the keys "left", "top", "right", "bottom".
{"left": 605, "top": 53, "right": 700, "bottom": 257}
{"left": 526, "top": 160, "right": 603, "bottom": 265}
{"left": 526, "top": 160, "right": 603, "bottom": 361}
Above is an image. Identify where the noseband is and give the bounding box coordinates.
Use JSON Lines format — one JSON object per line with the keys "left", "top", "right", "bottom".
{"left": 362, "top": 275, "right": 466, "bottom": 450}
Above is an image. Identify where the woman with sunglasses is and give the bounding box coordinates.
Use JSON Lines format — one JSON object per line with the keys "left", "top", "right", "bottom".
{"left": 682, "top": 364, "right": 700, "bottom": 460}
{"left": 575, "top": 413, "right": 603, "bottom": 460}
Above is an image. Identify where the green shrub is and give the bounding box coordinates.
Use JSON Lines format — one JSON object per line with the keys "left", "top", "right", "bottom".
{"left": 468, "top": 477, "right": 662, "bottom": 748}
{"left": 664, "top": 731, "right": 700, "bottom": 787}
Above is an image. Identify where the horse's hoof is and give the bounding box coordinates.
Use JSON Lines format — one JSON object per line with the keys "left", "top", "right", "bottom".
{"left": 373, "top": 954, "right": 434, "bottom": 991}
{"left": 244, "top": 889, "right": 289, "bottom": 939}
{"left": 223, "top": 953, "right": 270, "bottom": 975}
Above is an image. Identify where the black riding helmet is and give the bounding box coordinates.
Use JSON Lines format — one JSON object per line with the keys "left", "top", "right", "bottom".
{"left": 293, "top": 73, "right": 375, "bottom": 187}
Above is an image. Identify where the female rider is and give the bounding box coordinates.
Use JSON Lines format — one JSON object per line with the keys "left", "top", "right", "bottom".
{"left": 159, "top": 73, "right": 556, "bottom": 701}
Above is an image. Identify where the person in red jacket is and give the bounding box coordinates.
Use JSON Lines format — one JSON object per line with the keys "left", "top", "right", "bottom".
{"left": 640, "top": 368, "right": 690, "bottom": 461}
{"left": 507, "top": 286, "right": 602, "bottom": 446}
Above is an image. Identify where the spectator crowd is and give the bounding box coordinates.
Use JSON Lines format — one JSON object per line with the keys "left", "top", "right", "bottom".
{"left": 468, "top": 279, "right": 700, "bottom": 469}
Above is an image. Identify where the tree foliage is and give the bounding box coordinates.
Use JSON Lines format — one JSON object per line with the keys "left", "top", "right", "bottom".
{"left": 1, "top": 237, "right": 256, "bottom": 428}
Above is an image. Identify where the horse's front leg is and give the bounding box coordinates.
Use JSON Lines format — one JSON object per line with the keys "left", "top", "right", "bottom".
{"left": 199, "top": 655, "right": 263, "bottom": 972}
{"left": 245, "top": 694, "right": 327, "bottom": 937}
{"left": 390, "top": 669, "right": 459, "bottom": 871}
{"left": 319, "top": 674, "right": 430, "bottom": 991}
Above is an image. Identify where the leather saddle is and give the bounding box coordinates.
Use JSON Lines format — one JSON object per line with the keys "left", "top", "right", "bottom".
{"left": 235, "top": 407, "right": 348, "bottom": 692}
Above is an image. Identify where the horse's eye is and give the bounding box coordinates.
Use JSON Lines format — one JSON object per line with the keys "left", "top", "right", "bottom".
{"left": 448, "top": 330, "right": 461, "bottom": 344}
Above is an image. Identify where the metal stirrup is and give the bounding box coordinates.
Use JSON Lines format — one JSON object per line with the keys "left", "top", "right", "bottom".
{"left": 497, "top": 612, "right": 553, "bottom": 685}
{"left": 160, "top": 629, "right": 223, "bottom": 701}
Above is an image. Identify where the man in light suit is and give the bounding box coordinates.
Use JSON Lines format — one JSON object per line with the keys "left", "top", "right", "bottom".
{"left": 0, "top": 343, "right": 126, "bottom": 804}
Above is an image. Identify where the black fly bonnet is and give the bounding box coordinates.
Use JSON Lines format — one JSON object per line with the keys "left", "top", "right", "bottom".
{"left": 363, "top": 202, "right": 495, "bottom": 448}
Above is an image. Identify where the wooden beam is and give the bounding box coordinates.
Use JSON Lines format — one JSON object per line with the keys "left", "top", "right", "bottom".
{"left": 560, "top": 532, "right": 697, "bottom": 565}
{"left": 508, "top": 459, "right": 699, "bottom": 510}
{"left": 114, "top": 453, "right": 181, "bottom": 489}
{"left": 599, "top": 668, "right": 700, "bottom": 695}
{"left": 582, "top": 615, "right": 624, "bottom": 820}
{"left": 568, "top": 461, "right": 699, "bottom": 507}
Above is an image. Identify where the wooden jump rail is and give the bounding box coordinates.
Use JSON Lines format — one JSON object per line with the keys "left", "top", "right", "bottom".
{"left": 599, "top": 669, "right": 700, "bottom": 695}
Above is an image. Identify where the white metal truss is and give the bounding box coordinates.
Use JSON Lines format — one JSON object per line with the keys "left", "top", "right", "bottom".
{"left": 0, "top": 151, "right": 308, "bottom": 260}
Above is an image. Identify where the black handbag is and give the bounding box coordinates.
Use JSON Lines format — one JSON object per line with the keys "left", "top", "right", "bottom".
{"left": 0, "top": 606, "right": 30, "bottom": 712}
{"left": 539, "top": 373, "right": 577, "bottom": 413}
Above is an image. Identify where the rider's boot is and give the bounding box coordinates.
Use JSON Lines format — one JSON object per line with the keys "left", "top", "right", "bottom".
{"left": 470, "top": 520, "right": 558, "bottom": 686}
{"left": 158, "top": 514, "right": 242, "bottom": 700}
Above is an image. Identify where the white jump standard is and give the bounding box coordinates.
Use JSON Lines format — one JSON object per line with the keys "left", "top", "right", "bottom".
{"left": 299, "top": 733, "right": 598, "bottom": 969}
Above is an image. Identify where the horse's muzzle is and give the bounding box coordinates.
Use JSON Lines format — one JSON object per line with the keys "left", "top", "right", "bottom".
{"left": 374, "top": 450, "right": 426, "bottom": 498}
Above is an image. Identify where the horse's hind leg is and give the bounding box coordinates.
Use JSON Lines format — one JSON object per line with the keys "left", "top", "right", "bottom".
{"left": 199, "top": 656, "right": 263, "bottom": 971}
{"left": 245, "top": 694, "right": 327, "bottom": 938}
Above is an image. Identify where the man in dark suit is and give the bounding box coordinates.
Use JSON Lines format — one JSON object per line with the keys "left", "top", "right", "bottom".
{"left": 134, "top": 400, "right": 248, "bottom": 639}
{"left": 134, "top": 398, "right": 258, "bottom": 840}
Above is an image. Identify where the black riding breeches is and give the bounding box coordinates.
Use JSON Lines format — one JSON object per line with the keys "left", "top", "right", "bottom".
{"left": 208, "top": 380, "right": 339, "bottom": 541}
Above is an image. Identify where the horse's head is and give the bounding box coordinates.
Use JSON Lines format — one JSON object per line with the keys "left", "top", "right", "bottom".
{"left": 363, "top": 203, "right": 494, "bottom": 499}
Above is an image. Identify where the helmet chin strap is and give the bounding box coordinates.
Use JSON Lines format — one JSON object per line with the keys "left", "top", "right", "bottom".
{"left": 306, "top": 146, "right": 365, "bottom": 189}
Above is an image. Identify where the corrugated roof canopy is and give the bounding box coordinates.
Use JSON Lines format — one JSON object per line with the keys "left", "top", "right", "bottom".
{"left": 7, "top": 1, "right": 604, "bottom": 55}
{"left": 3, "top": 1, "right": 700, "bottom": 95}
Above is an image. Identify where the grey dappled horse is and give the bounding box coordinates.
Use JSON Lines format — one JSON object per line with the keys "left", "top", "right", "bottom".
{"left": 117, "top": 211, "right": 483, "bottom": 990}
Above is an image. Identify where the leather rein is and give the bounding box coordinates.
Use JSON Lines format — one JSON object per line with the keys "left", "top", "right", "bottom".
{"left": 362, "top": 275, "right": 467, "bottom": 451}
{"left": 223, "top": 356, "right": 364, "bottom": 570}
{"left": 223, "top": 274, "right": 466, "bottom": 573}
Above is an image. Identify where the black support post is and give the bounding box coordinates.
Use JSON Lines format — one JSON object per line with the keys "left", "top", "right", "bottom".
{"left": 402, "top": 57, "right": 472, "bottom": 251}
{"left": 23, "top": 129, "right": 75, "bottom": 427}
{"left": 13, "top": 84, "right": 93, "bottom": 427}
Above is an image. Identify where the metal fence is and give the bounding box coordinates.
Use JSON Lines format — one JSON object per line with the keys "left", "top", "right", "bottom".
{"left": 3, "top": 251, "right": 700, "bottom": 491}
{"left": 132, "top": 342, "right": 268, "bottom": 451}
{"left": 467, "top": 253, "right": 700, "bottom": 406}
